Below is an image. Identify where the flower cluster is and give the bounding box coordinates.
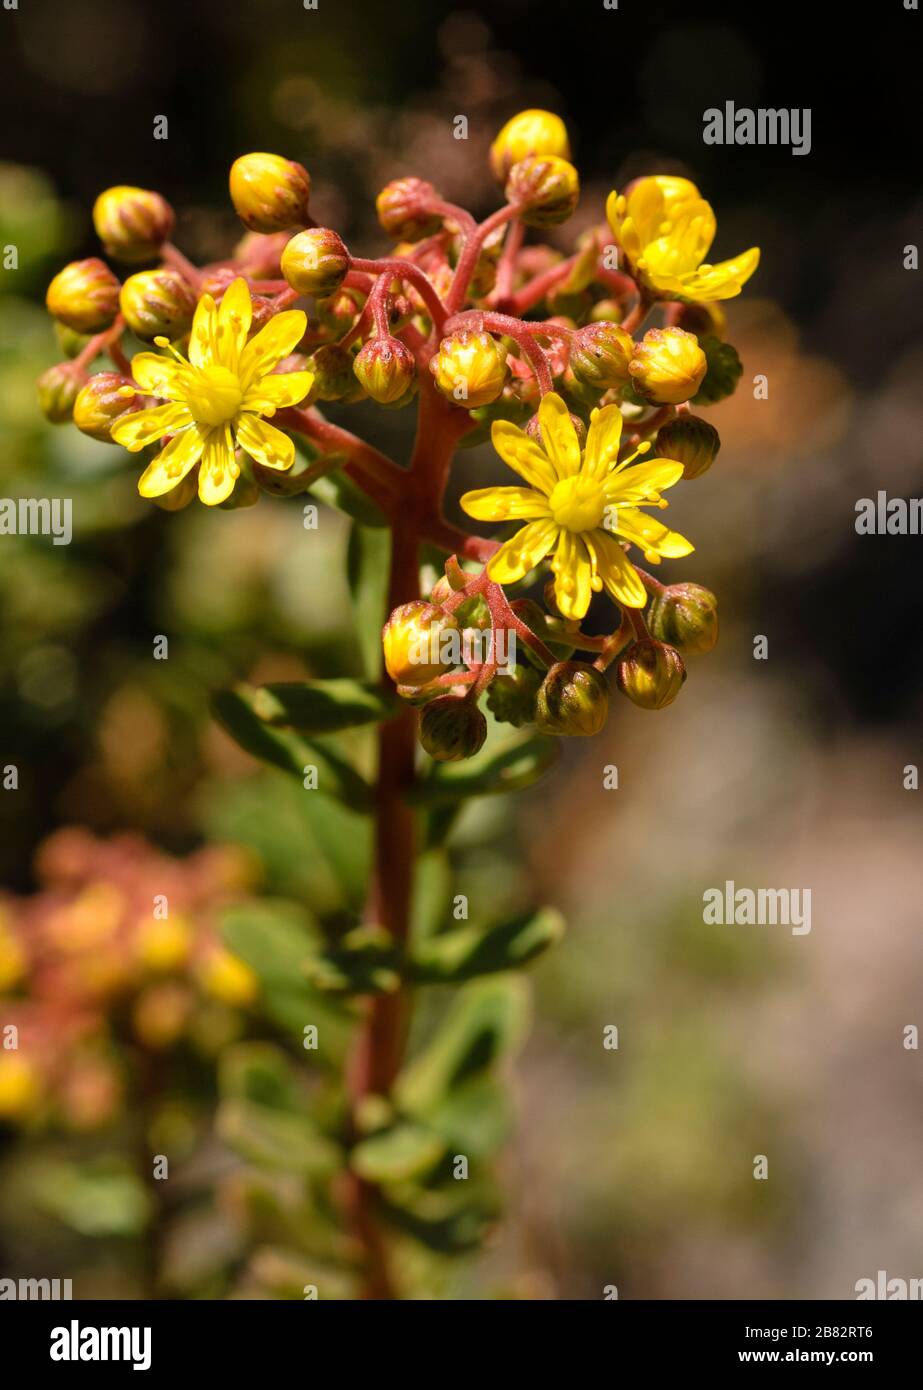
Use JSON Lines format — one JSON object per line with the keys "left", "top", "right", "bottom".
{"left": 39, "top": 109, "right": 758, "bottom": 757}
{"left": 0, "top": 829, "right": 259, "bottom": 1128}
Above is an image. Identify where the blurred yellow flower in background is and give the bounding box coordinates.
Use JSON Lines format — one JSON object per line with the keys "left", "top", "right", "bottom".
{"left": 111, "top": 278, "right": 313, "bottom": 506}
{"left": 607, "top": 175, "right": 759, "bottom": 303}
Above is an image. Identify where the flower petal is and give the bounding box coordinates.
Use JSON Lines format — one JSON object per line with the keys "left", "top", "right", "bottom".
{"left": 604, "top": 457, "right": 684, "bottom": 505}
{"left": 583, "top": 404, "right": 624, "bottom": 480}
{"left": 241, "top": 369, "right": 314, "bottom": 414}
{"left": 609, "top": 505, "right": 694, "bottom": 560}
{"left": 677, "top": 246, "right": 760, "bottom": 302}
{"left": 587, "top": 529, "right": 647, "bottom": 608}
{"left": 485, "top": 519, "right": 559, "bottom": 585}
{"left": 111, "top": 401, "right": 192, "bottom": 451}
{"left": 235, "top": 413, "right": 295, "bottom": 472}
{"left": 537, "top": 392, "right": 581, "bottom": 479}
{"left": 460, "top": 486, "right": 550, "bottom": 522}
{"left": 627, "top": 175, "right": 701, "bottom": 246}
{"left": 489, "top": 420, "right": 557, "bottom": 494}
{"left": 238, "top": 310, "right": 307, "bottom": 389}
{"left": 551, "top": 529, "right": 594, "bottom": 620}
{"left": 197, "top": 426, "right": 239, "bottom": 506}
{"left": 129, "top": 351, "right": 187, "bottom": 400}
{"left": 188, "top": 293, "right": 219, "bottom": 369}
{"left": 643, "top": 199, "right": 717, "bottom": 281}
{"left": 216, "top": 277, "right": 253, "bottom": 370}
{"left": 137, "top": 425, "right": 205, "bottom": 498}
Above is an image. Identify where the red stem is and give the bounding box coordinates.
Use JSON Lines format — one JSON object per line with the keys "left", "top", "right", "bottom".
{"left": 350, "top": 256, "right": 447, "bottom": 332}
{"left": 446, "top": 204, "right": 520, "bottom": 315}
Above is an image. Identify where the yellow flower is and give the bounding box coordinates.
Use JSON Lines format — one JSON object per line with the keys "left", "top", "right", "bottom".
{"left": 0, "top": 1055, "right": 41, "bottom": 1121}
{"left": 199, "top": 947, "right": 259, "bottom": 1007}
{"left": 460, "top": 392, "right": 693, "bottom": 619}
{"left": 111, "top": 277, "right": 313, "bottom": 506}
{"left": 606, "top": 175, "right": 759, "bottom": 303}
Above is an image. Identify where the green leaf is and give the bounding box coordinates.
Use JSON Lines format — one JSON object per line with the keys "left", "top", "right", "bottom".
{"left": 379, "top": 1189, "right": 497, "bottom": 1253}
{"left": 30, "top": 1159, "right": 152, "bottom": 1237}
{"left": 296, "top": 791, "right": 371, "bottom": 911}
{"left": 346, "top": 524, "right": 391, "bottom": 679}
{"left": 310, "top": 470, "right": 388, "bottom": 528}
{"left": 410, "top": 734, "right": 559, "bottom": 806}
{"left": 222, "top": 901, "right": 319, "bottom": 988}
{"left": 303, "top": 925, "right": 401, "bottom": 996}
{"left": 221, "top": 903, "right": 354, "bottom": 1063}
{"left": 410, "top": 847, "right": 454, "bottom": 946}
{"left": 220, "top": 1042, "right": 303, "bottom": 1111}
{"left": 212, "top": 685, "right": 372, "bottom": 811}
{"left": 424, "top": 1076, "right": 513, "bottom": 1158}
{"left": 395, "top": 977, "right": 530, "bottom": 1114}
{"left": 244, "top": 1247, "right": 357, "bottom": 1301}
{"left": 252, "top": 678, "right": 400, "bottom": 734}
{"left": 217, "top": 1100, "right": 341, "bottom": 1176}
{"left": 421, "top": 803, "right": 464, "bottom": 852}
{"left": 351, "top": 1123, "right": 446, "bottom": 1184}
{"left": 410, "top": 906, "right": 564, "bottom": 983}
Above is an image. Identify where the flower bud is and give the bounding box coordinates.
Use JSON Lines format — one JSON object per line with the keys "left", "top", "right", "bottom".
{"left": 670, "top": 301, "right": 727, "bottom": 340}
{"left": 37, "top": 363, "right": 80, "bottom": 423}
{"left": 281, "top": 228, "right": 350, "bottom": 297}
{"left": 73, "top": 371, "right": 141, "bottom": 441}
{"left": 234, "top": 230, "right": 290, "bottom": 278}
{"left": 248, "top": 293, "right": 276, "bottom": 333}
{"left": 54, "top": 322, "right": 93, "bottom": 359}
{"left": 419, "top": 696, "right": 488, "bottom": 762}
{"left": 616, "top": 639, "right": 686, "bottom": 709}
{"left": 375, "top": 178, "right": 442, "bottom": 242}
{"left": 383, "top": 600, "right": 459, "bottom": 688}
{"left": 429, "top": 577, "right": 456, "bottom": 606}
{"left": 353, "top": 336, "right": 417, "bottom": 405}
{"left": 119, "top": 268, "right": 196, "bottom": 340}
{"left": 152, "top": 472, "right": 198, "bottom": 511}
{"left": 692, "top": 336, "right": 743, "bottom": 405}
{"left": 197, "top": 266, "right": 238, "bottom": 300}
{"left": 569, "top": 321, "right": 634, "bottom": 390}
{"left": 505, "top": 155, "right": 579, "bottom": 228}
{"left": 229, "top": 152, "right": 311, "bottom": 232}
{"left": 0, "top": 1055, "right": 41, "bottom": 1121}
{"left": 628, "top": 327, "right": 707, "bottom": 405}
{"left": 655, "top": 413, "right": 721, "bottom": 480}
{"left": 485, "top": 660, "right": 542, "bottom": 728}
{"left": 591, "top": 296, "right": 632, "bottom": 324}
{"left": 136, "top": 916, "right": 192, "bottom": 972}
{"left": 546, "top": 286, "right": 591, "bottom": 321}
{"left": 199, "top": 947, "right": 259, "bottom": 1006}
{"left": 46, "top": 258, "right": 120, "bottom": 333}
{"left": 493, "top": 110, "right": 570, "bottom": 184}
{"left": 648, "top": 583, "right": 718, "bottom": 655}
{"left": 316, "top": 286, "right": 363, "bottom": 336}
{"left": 536, "top": 661, "right": 609, "bottom": 736}
{"left": 309, "top": 344, "right": 362, "bottom": 401}
{"left": 92, "top": 185, "right": 175, "bottom": 262}
{"left": 431, "top": 330, "right": 508, "bottom": 408}
{"left": 132, "top": 983, "right": 191, "bottom": 1049}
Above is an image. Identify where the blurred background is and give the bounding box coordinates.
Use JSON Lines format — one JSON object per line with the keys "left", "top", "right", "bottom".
{"left": 1, "top": 0, "right": 922, "bottom": 1298}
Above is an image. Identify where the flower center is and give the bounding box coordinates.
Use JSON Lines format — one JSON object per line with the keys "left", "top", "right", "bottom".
{"left": 549, "top": 475, "right": 606, "bottom": 533}
{"left": 187, "top": 364, "right": 243, "bottom": 426}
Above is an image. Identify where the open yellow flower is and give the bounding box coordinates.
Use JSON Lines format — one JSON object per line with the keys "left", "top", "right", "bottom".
{"left": 111, "top": 277, "right": 313, "bottom": 505}
{"left": 461, "top": 392, "right": 693, "bottom": 619}
{"left": 606, "top": 175, "right": 759, "bottom": 303}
